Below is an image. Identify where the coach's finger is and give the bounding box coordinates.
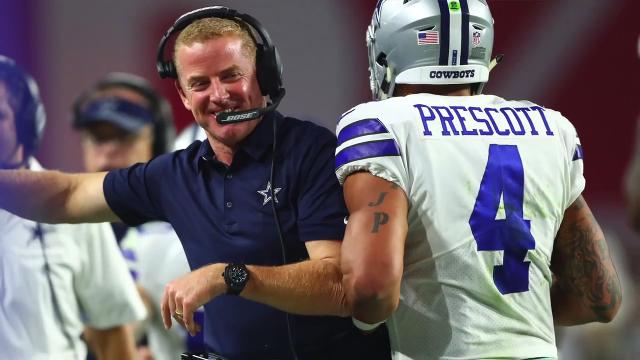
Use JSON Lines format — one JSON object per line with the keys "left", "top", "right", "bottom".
{"left": 160, "top": 286, "right": 175, "bottom": 329}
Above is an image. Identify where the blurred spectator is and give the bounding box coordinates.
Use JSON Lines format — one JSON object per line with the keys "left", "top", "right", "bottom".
{"left": 70, "top": 72, "right": 205, "bottom": 359}
{"left": 0, "top": 56, "right": 146, "bottom": 360}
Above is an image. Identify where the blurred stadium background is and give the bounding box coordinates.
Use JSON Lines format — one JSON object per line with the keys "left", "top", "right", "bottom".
{"left": 2, "top": 0, "right": 640, "bottom": 358}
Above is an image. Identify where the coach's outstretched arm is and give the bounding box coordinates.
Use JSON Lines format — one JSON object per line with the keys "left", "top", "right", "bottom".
{"left": 0, "top": 170, "right": 119, "bottom": 223}
{"left": 340, "top": 172, "right": 408, "bottom": 325}
{"left": 550, "top": 195, "right": 622, "bottom": 325}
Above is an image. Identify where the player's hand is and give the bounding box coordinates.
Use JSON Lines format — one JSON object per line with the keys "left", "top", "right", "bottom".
{"left": 160, "top": 263, "right": 226, "bottom": 336}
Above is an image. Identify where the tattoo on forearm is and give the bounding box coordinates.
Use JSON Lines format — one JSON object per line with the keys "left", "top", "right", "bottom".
{"left": 368, "top": 192, "right": 388, "bottom": 207}
{"left": 371, "top": 212, "right": 389, "bottom": 233}
{"left": 556, "top": 199, "right": 621, "bottom": 321}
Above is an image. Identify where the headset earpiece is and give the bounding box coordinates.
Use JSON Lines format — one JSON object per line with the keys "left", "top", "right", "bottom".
{"left": 157, "top": 58, "right": 177, "bottom": 80}
{"left": 256, "top": 45, "right": 283, "bottom": 99}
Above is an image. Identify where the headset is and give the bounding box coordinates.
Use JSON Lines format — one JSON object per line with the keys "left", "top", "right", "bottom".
{"left": 156, "top": 6, "right": 286, "bottom": 124}
{"left": 71, "top": 72, "right": 176, "bottom": 157}
{"left": 156, "top": 7, "right": 296, "bottom": 359}
{"left": 0, "top": 55, "right": 46, "bottom": 167}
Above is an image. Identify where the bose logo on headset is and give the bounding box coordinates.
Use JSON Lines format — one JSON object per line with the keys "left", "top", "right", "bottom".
{"left": 155, "top": 6, "right": 286, "bottom": 124}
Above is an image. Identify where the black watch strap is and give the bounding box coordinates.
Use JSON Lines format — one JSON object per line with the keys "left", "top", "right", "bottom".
{"left": 222, "top": 263, "right": 249, "bottom": 295}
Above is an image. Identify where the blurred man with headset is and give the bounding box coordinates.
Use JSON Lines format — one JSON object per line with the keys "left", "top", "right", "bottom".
{"left": 70, "top": 72, "right": 206, "bottom": 359}
{"left": 0, "top": 6, "right": 390, "bottom": 360}
{"left": 0, "top": 56, "right": 146, "bottom": 359}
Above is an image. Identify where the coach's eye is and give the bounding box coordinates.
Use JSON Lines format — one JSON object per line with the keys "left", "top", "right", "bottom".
{"left": 188, "top": 81, "right": 209, "bottom": 92}
{"left": 221, "top": 71, "right": 242, "bottom": 83}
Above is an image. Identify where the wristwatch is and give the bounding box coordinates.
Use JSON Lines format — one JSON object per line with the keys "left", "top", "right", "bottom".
{"left": 222, "top": 263, "right": 249, "bottom": 295}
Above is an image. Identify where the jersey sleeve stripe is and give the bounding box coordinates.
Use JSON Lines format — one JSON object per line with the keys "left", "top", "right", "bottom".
{"left": 572, "top": 144, "right": 583, "bottom": 161}
{"left": 337, "top": 118, "right": 390, "bottom": 147}
{"left": 335, "top": 139, "right": 401, "bottom": 169}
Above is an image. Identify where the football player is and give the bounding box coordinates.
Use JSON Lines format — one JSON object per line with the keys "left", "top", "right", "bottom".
{"left": 337, "top": 1, "right": 622, "bottom": 359}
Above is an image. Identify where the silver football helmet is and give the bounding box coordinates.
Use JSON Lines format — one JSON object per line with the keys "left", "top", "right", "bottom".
{"left": 367, "top": 0, "right": 494, "bottom": 99}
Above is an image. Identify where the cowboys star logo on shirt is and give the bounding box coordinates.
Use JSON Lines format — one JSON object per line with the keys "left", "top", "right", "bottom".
{"left": 26, "top": 223, "right": 53, "bottom": 245}
{"left": 257, "top": 181, "right": 281, "bottom": 206}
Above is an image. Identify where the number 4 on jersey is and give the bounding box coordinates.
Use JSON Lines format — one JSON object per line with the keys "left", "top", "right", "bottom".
{"left": 469, "top": 144, "right": 535, "bottom": 294}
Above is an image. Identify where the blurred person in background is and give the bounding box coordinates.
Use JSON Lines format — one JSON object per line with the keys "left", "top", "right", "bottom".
{"left": 336, "top": 1, "right": 622, "bottom": 359}
{"left": 70, "top": 72, "right": 206, "bottom": 359}
{"left": 173, "top": 123, "right": 206, "bottom": 152}
{"left": 0, "top": 56, "right": 146, "bottom": 359}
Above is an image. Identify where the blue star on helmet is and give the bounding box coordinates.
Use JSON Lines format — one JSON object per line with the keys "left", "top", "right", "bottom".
{"left": 257, "top": 181, "right": 282, "bottom": 206}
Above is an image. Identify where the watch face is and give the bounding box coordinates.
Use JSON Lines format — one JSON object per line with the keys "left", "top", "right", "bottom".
{"left": 229, "top": 265, "right": 248, "bottom": 284}
{"left": 225, "top": 263, "right": 249, "bottom": 295}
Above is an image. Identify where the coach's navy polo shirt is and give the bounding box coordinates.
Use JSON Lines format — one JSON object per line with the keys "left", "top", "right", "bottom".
{"left": 104, "top": 112, "right": 373, "bottom": 359}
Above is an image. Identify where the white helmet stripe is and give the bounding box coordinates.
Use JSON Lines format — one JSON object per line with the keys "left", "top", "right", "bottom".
{"left": 448, "top": 1, "right": 463, "bottom": 66}
{"left": 460, "top": 0, "right": 470, "bottom": 65}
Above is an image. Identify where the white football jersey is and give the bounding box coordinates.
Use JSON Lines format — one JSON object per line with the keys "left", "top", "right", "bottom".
{"left": 120, "top": 222, "right": 198, "bottom": 360}
{"left": 335, "top": 94, "right": 584, "bottom": 360}
{"left": 0, "top": 160, "right": 146, "bottom": 360}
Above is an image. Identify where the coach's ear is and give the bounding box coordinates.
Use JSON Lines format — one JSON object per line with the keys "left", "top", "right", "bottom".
{"left": 175, "top": 79, "right": 192, "bottom": 112}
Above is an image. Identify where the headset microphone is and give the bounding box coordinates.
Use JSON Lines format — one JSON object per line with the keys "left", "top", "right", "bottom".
{"left": 216, "top": 89, "right": 285, "bottom": 124}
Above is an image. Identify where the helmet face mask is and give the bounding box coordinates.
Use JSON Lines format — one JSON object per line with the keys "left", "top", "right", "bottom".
{"left": 367, "top": 0, "right": 494, "bottom": 100}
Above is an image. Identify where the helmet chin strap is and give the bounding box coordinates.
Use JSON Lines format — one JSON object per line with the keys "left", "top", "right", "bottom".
{"left": 379, "top": 67, "right": 394, "bottom": 100}
{"left": 488, "top": 54, "right": 504, "bottom": 72}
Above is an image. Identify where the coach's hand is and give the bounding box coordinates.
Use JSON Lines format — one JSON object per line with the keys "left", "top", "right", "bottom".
{"left": 161, "top": 263, "right": 226, "bottom": 336}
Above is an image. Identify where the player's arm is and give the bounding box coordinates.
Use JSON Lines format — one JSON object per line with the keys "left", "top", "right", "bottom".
{"left": 341, "top": 171, "right": 408, "bottom": 325}
{"left": 161, "top": 240, "right": 351, "bottom": 335}
{"left": 550, "top": 195, "right": 622, "bottom": 325}
{"left": 84, "top": 325, "right": 137, "bottom": 360}
{"left": 0, "top": 170, "right": 118, "bottom": 223}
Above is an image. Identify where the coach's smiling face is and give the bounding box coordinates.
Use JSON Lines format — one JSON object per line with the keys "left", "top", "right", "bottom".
{"left": 175, "top": 35, "right": 265, "bottom": 159}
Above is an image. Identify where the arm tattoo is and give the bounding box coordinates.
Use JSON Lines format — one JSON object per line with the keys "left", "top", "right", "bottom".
{"left": 368, "top": 192, "right": 388, "bottom": 207}
{"left": 371, "top": 212, "right": 389, "bottom": 233}
{"left": 556, "top": 200, "right": 621, "bottom": 321}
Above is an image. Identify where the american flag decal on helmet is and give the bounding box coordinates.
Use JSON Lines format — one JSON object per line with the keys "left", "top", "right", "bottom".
{"left": 418, "top": 30, "right": 439, "bottom": 45}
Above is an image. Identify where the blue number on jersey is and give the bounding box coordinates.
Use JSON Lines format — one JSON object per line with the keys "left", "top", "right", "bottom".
{"left": 469, "top": 144, "right": 535, "bottom": 294}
